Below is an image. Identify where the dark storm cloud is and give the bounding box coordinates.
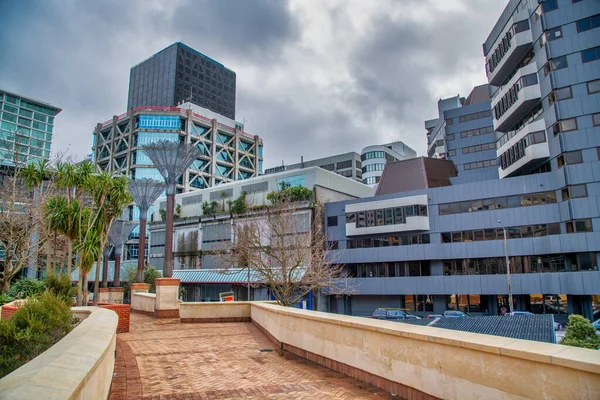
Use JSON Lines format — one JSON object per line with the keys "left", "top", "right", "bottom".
{"left": 0, "top": 0, "right": 507, "bottom": 166}
{"left": 172, "top": 0, "right": 299, "bottom": 62}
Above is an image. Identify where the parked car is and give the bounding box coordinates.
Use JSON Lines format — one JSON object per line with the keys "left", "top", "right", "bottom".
{"left": 372, "top": 308, "right": 421, "bottom": 320}
{"left": 506, "top": 310, "right": 562, "bottom": 330}
{"left": 443, "top": 310, "right": 471, "bottom": 318}
{"left": 592, "top": 319, "right": 600, "bottom": 331}
{"left": 427, "top": 314, "right": 443, "bottom": 319}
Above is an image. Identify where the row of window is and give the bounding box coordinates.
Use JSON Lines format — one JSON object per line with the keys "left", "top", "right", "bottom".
{"left": 557, "top": 150, "right": 582, "bottom": 168}
{"left": 462, "top": 142, "right": 496, "bottom": 155}
{"left": 562, "top": 184, "right": 587, "bottom": 200}
{"left": 345, "top": 205, "right": 428, "bottom": 228}
{"left": 362, "top": 163, "right": 385, "bottom": 173}
{"left": 582, "top": 46, "right": 600, "bottom": 63}
{"left": 443, "top": 253, "right": 597, "bottom": 277}
{"left": 463, "top": 158, "right": 497, "bottom": 170}
{"left": 438, "top": 190, "right": 557, "bottom": 215}
{"left": 362, "top": 176, "right": 380, "bottom": 185}
{"left": 346, "top": 262, "right": 431, "bottom": 278}
{"left": 346, "top": 234, "right": 430, "bottom": 249}
{"left": 441, "top": 223, "right": 561, "bottom": 244}
{"left": 576, "top": 14, "right": 600, "bottom": 33}
{"left": 500, "top": 103, "right": 543, "bottom": 145}
{"left": 487, "top": 29, "right": 512, "bottom": 74}
{"left": 499, "top": 130, "right": 546, "bottom": 170}
{"left": 361, "top": 151, "right": 385, "bottom": 161}
{"left": 0, "top": 94, "right": 56, "bottom": 117}
{"left": 459, "top": 126, "right": 494, "bottom": 139}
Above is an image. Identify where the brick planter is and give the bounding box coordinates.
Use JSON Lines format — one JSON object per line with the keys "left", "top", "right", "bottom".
{"left": 98, "top": 303, "right": 131, "bottom": 333}
{"left": 1, "top": 304, "right": 19, "bottom": 320}
{"left": 130, "top": 283, "right": 150, "bottom": 293}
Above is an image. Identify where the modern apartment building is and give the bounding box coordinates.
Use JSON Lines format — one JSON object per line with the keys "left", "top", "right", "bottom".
{"left": 147, "top": 167, "right": 374, "bottom": 301}
{"left": 323, "top": 0, "right": 600, "bottom": 323}
{"left": 0, "top": 89, "right": 60, "bottom": 167}
{"left": 127, "top": 42, "right": 236, "bottom": 119}
{"left": 361, "top": 141, "right": 417, "bottom": 186}
{"left": 264, "top": 152, "right": 363, "bottom": 182}
{"left": 93, "top": 102, "right": 263, "bottom": 260}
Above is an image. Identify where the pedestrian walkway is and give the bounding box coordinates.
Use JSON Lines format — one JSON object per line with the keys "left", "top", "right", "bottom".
{"left": 109, "top": 312, "right": 397, "bottom": 399}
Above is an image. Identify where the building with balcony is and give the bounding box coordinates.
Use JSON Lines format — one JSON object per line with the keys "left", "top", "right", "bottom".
{"left": 93, "top": 102, "right": 263, "bottom": 261}
{"left": 127, "top": 42, "right": 236, "bottom": 120}
{"left": 323, "top": 0, "right": 600, "bottom": 322}
{"left": 0, "top": 89, "right": 60, "bottom": 167}
{"left": 264, "top": 152, "right": 363, "bottom": 182}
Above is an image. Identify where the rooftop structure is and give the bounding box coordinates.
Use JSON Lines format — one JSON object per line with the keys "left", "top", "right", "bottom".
{"left": 128, "top": 42, "right": 236, "bottom": 119}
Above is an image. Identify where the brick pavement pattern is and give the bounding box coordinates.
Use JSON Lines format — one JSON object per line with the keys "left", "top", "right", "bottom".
{"left": 110, "top": 312, "right": 398, "bottom": 400}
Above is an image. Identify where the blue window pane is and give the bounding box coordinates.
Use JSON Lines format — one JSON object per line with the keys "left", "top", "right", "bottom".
{"left": 581, "top": 48, "right": 598, "bottom": 63}
{"left": 133, "top": 150, "right": 153, "bottom": 165}
{"left": 135, "top": 132, "right": 180, "bottom": 146}
{"left": 134, "top": 168, "right": 164, "bottom": 181}
{"left": 541, "top": 0, "right": 557, "bottom": 13}
{"left": 278, "top": 174, "right": 305, "bottom": 188}
{"left": 259, "top": 160, "right": 263, "bottom": 173}
{"left": 258, "top": 145, "right": 263, "bottom": 157}
{"left": 137, "top": 115, "right": 182, "bottom": 130}
{"left": 577, "top": 18, "right": 592, "bottom": 32}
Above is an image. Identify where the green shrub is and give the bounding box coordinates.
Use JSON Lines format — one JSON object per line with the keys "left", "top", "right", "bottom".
{"left": 7, "top": 278, "right": 45, "bottom": 299}
{"left": 0, "top": 291, "right": 77, "bottom": 378}
{"left": 44, "top": 273, "right": 77, "bottom": 303}
{"left": 123, "top": 264, "right": 163, "bottom": 299}
{"left": 0, "top": 294, "right": 12, "bottom": 306}
{"left": 560, "top": 314, "right": 600, "bottom": 350}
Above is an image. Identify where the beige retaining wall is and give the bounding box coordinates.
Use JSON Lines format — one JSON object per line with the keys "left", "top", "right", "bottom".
{"left": 0, "top": 306, "right": 118, "bottom": 400}
{"left": 131, "top": 292, "right": 156, "bottom": 313}
{"left": 180, "top": 302, "right": 252, "bottom": 322}
{"left": 250, "top": 302, "right": 600, "bottom": 400}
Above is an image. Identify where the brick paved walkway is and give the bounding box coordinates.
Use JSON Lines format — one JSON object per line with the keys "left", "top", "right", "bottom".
{"left": 109, "top": 312, "right": 397, "bottom": 399}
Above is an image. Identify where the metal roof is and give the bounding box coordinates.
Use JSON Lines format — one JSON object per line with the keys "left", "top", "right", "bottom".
{"left": 173, "top": 268, "right": 262, "bottom": 284}
{"left": 396, "top": 314, "right": 556, "bottom": 344}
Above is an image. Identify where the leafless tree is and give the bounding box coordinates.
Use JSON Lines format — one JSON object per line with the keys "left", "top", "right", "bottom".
{"left": 129, "top": 178, "right": 165, "bottom": 282}
{"left": 142, "top": 140, "right": 201, "bottom": 277}
{"left": 222, "top": 203, "right": 352, "bottom": 307}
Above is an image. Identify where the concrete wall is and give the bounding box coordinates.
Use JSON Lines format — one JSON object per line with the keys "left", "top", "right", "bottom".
{"left": 0, "top": 307, "right": 117, "bottom": 400}
{"left": 250, "top": 302, "right": 599, "bottom": 400}
{"left": 131, "top": 292, "right": 156, "bottom": 313}
{"left": 180, "top": 302, "right": 252, "bottom": 322}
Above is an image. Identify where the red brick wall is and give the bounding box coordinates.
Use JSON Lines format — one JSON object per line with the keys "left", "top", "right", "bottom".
{"left": 1, "top": 304, "right": 18, "bottom": 320}
{"left": 98, "top": 303, "right": 131, "bottom": 333}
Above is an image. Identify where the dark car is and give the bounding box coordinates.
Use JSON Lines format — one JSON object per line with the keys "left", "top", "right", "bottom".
{"left": 443, "top": 310, "right": 471, "bottom": 318}
{"left": 372, "top": 308, "right": 421, "bottom": 320}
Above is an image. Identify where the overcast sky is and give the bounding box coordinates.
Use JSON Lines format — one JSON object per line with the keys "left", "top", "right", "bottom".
{"left": 0, "top": 0, "right": 507, "bottom": 169}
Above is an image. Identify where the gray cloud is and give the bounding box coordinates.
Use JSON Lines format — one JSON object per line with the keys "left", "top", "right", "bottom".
{"left": 0, "top": 0, "right": 507, "bottom": 167}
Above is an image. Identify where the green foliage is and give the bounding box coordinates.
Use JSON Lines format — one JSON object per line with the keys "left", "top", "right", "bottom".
{"left": 0, "top": 291, "right": 77, "bottom": 378}
{"left": 159, "top": 208, "right": 166, "bottom": 221}
{"left": 175, "top": 204, "right": 181, "bottom": 219}
{"left": 0, "top": 294, "right": 11, "bottom": 306}
{"left": 201, "top": 200, "right": 221, "bottom": 216}
{"left": 267, "top": 185, "right": 313, "bottom": 205}
{"left": 44, "top": 273, "right": 77, "bottom": 303}
{"left": 123, "top": 264, "right": 163, "bottom": 298}
{"left": 230, "top": 191, "right": 248, "bottom": 215}
{"left": 6, "top": 278, "right": 45, "bottom": 299}
{"left": 560, "top": 314, "right": 600, "bottom": 349}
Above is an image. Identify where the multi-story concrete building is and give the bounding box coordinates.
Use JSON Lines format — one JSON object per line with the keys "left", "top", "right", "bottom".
{"left": 361, "top": 141, "right": 417, "bottom": 186}
{"left": 265, "top": 152, "right": 363, "bottom": 182}
{"left": 147, "top": 166, "right": 374, "bottom": 301}
{"left": 323, "top": 0, "right": 600, "bottom": 323}
{"left": 93, "top": 102, "right": 263, "bottom": 261}
{"left": 128, "top": 42, "right": 236, "bottom": 119}
{"left": 264, "top": 141, "right": 417, "bottom": 186}
{"left": 0, "top": 89, "right": 60, "bottom": 167}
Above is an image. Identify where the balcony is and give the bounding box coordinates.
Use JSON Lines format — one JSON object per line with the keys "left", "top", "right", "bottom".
{"left": 492, "top": 63, "right": 541, "bottom": 133}
{"left": 497, "top": 118, "right": 549, "bottom": 178}
{"left": 486, "top": 19, "right": 533, "bottom": 87}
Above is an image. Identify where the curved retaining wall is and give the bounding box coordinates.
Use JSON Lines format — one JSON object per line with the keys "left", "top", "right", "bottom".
{"left": 250, "top": 302, "right": 600, "bottom": 400}
{"left": 0, "top": 306, "right": 118, "bottom": 400}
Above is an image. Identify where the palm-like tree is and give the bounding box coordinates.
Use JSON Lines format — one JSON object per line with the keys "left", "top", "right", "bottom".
{"left": 44, "top": 196, "right": 80, "bottom": 275}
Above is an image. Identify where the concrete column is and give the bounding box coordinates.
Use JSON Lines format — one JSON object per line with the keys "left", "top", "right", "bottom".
{"left": 514, "top": 295, "right": 529, "bottom": 312}
{"left": 316, "top": 290, "right": 328, "bottom": 312}
{"left": 154, "top": 278, "right": 180, "bottom": 318}
{"left": 433, "top": 295, "right": 446, "bottom": 315}
{"left": 488, "top": 295, "right": 499, "bottom": 316}
{"left": 430, "top": 260, "right": 444, "bottom": 276}
{"left": 568, "top": 295, "right": 594, "bottom": 321}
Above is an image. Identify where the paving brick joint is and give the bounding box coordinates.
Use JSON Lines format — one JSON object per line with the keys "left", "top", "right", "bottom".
{"left": 110, "top": 312, "right": 399, "bottom": 399}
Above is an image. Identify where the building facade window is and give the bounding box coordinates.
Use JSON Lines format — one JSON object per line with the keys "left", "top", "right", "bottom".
{"left": 541, "top": 0, "right": 558, "bottom": 13}
{"left": 458, "top": 110, "right": 492, "bottom": 123}
{"left": 463, "top": 159, "right": 497, "bottom": 170}
{"left": 576, "top": 14, "right": 600, "bottom": 32}
{"left": 320, "top": 163, "right": 334, "bottom": 171}
{"left": 460, "top": 126, "right": 494, "bottom": 138}
{"left": 566, "top": 219, "right": 593, "bottom": 233}
{"left": 345, "top": 261, "right": 431, "bottom": 278}
{"left": 361, "top": 151, "right": 385, "bottom": 161}
{"left": 593, "top": 113, "right": 600, "bottom": 126}
{"left": 588, "top": 79, "right": 600, "bottom": 94}
{"left": 499, "top": 130, "right": 546, "bottom": 170}
{"left": 546, "top": 27, "right": 562, "bottom": 41}
{"left": 336, "top": 160, "right": 352, "bottom": 169}
{"left": 327, "top": 216, "right": 338, "bottom": 227}
{"left": 543, "top": 56, "right": 568, "bottom": 76}
{"left": 557, "top": 150, "right": 583, "bottom": 168}
{"left": 462, "top": 142, "right": 496, "bottom": 154}
{"left": 438, "top": 190, "right": 557, "bottom": 215}
{"left": 441, "top": 223, "right": 560, "bottom": 243}
{"left": 362, "top": 163, "right": 386, "bottom": 173}
{"left": 548, "top": 86, "right": 572, "bottom": 106}
{"left": 552, "top": 118, "right": 578, "bottom": 135}
{"left": 345, "top": 205, "right": 427, "bottom": 228}
{"left": 561, "top": 184, "right": 587, "bottom": 200}
{"left": 581, "top": 46, "right": 600, "bottom": 63}
{"left": 445, "top": 118, "right": 453, "bottom": 125}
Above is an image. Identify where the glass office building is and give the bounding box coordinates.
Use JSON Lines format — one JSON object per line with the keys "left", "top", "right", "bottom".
{"left": 0, "top": 89, "right": 61, "bottom": 167}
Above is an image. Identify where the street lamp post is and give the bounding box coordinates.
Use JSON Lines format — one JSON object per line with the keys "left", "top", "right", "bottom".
{"left": 499, "top": 220, "right": 514, "bottom": 314}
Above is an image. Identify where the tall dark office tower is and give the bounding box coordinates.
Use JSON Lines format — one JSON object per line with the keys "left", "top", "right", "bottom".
{"left": 127, "top": 42, "right": 236, "bottom": 119}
